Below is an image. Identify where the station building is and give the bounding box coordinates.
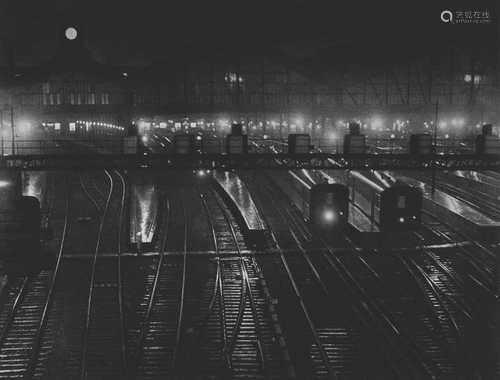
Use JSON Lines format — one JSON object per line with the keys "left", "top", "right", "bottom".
{"left": 0, "top": 16, "right": 498, "bottom": 141}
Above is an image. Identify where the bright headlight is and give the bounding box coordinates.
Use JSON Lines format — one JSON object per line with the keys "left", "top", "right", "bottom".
{"left": 324, "top": 211, "right": 334, "bottom": 221}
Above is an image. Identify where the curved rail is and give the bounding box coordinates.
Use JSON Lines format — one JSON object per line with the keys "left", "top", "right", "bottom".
{"left": 23, "top": 172, "right": 71, "bottom": 378}
{"left": 242, "top": 170, "right": 441, "bottom": 378}
{"left": 239, "top": 171, "right": 340, "bottom": 378}
{"left": 128, "top": 197, "right": 171, "bottom": 376}
{"left": 0, "top": 171, "right": 70, "bottom": 379}
{"left": 115, "top": 170, "right": 128, "bottom": 378}
{"left": 128, "top": 183, "right": 188, "bottom": 377}
{"left": 79, "top": 170, "right": 127, "bottom": 379}
{"left": 171, "top": 190, "right": 188, "bottom": 375}
{"left": 175, "top": 191, "right": 226, "bottom": 372}
{"left": 209, "top": 187, "right": 269, "bottom": 376}
{"left": 421, "top": 212, "right": 499, "bottom": 288}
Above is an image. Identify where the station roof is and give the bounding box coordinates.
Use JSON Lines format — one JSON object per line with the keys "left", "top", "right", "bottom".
{"left": 0, "top": 0, "right": 497, "bottom": 90}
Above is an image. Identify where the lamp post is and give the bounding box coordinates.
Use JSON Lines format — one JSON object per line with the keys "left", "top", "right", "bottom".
{"left": 10, "top": 107, "right": 15, "bottom": 155}
{"left": 0, "top": 109, "right": 3, "bottom": 155}
{"left": 431, "top": 99, "right": 438, "bottom": 195}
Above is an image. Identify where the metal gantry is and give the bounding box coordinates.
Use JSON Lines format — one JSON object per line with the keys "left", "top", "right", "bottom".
{"left": 0, "top": 152, "right": 498, "bottom": 171}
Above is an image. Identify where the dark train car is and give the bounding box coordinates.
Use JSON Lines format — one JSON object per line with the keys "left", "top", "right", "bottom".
{"left": 334, "top": 170, "right": 422, "bottom": 231}
{"left": 275, "top": 169, "right": 349, "bottom": 232}
{"left": 22, "top": 196, "right": 42, "bottom": 235}
{"left": 0, "top": 195, "right": 42, "bottom": 276}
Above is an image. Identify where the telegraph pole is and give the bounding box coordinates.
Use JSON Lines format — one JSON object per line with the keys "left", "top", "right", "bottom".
{"left": 0, "top": 110, "right": 3, "bottom": 155}
{"left": 10, "top": 107, "right": 15, "bottom": 155}
{"left": 431, "top": 99, "right": 438, "bottom": 195}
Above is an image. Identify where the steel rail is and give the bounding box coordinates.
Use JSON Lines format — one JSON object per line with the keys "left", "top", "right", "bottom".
{"left": 176, "top": 191, "right": 226, "bottom": 373}
{"left": 114, "top": 170, "right": 128, "bottom": 378}
{"left": 326, "top": 229, "right": 472, "bottom": 378}
{"left": 171, "top": 191, "right": 188, "bottom": 375}
{"left": 246, "top": 170, "right": 435, "bottom": 378}
{"left": 258, "top": 169, "right": 432, "bottom": 374}
{"left": 128, "top": 197, "right": 170, "bottom": 377}
{"left": 401, "top": 249, "right": 492, "bottom": 333}
{"left": 245, "top": 170, "right": 398, "bottom": 375}
{"left": 315, "top": 227, "right": 447, "bottom": 377}
{"left": 79, "top": 170, "right": 115, "bottom": 379}
{"left": 0, "top": 171, "right": 62, "bottom": 353}
{"left": 418, "top": 250, "right": 495, "bottom": 326}
{"left": 240, "top": 172, "right": 337, "bottom": 379}
{"left": 421, "top": 212, "right": 499, "bottom": 290}
{"left": 211, "top": 188, "right": 269, "bottom": 376}
{"left": 258, "top": 170, "right": 417, "bottom": 377}
{"left": 348, "top": 251, "right": 463, "bottom": 377}
{"left": 211, "top": 193, "right": 249, "bottom": 374}
{"left": 401, "top": 256, "right": 482, "bottom": 379}
{"left": 0, "top": 172, "right": 61, "bottom": 359}
{"left": 23, "top": 171, "right": 70, "bottom": 379}
{"left": 129, "top": 184, "right": 188, "bottom": 377}
{"left": 0, "top": 277, "right": 31, "bottom": 346}
{"left": 0, "top": 171, "right": 70, "bottom": 379}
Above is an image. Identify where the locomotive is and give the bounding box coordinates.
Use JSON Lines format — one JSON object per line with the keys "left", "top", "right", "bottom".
{"left": 272, "top": 169, "right": 349, "bottom": 232}
{"left": 331, "top": 170, "right": 422, "bottom": 231}
{"left": 0, "top": 171, "right": 42, "bottom": 276}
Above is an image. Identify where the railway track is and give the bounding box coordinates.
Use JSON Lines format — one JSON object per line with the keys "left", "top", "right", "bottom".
{"left": 408, "top": 171, "right": 500, "bottom": 221}
{"left": 386, "top": 206, "right": 500, "bottom": 379}
{"left": 1, "top": 167, "right": 497, "bottom": 379}
{"left": 0, "top": 171, "right": 69, "bottom": 379}
{"left": 127, "top": 185, "right": 187, "bottom": 378}
{"left": 240, "top": 171, "right": 390, "bottom": 378}
{"left": 188, "top": 186, "right": 280, "bottom": 378}
{"left": 127, "top": 172, "right": 285, "bottom": 378}
{"left": 241, "top": 170, "right": 500, "bottom": 379}
{"left": 339, "top": 210, "right": 499, "bottom": 379}
{"left": 420, "top": 212, "right": 499, "bottom": 287}
{"left": 76, "top": 170, "right": 128, "bottom": 379}
{"left": 6, "top": 169, "right": 129, "bottom": 380}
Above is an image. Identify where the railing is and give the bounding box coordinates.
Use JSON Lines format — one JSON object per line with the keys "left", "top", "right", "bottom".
{"left": 0, "top": 137, "right": 486, "bottom": 156}
{"left": 1, "top": 139, "right": 125, "bottom": 155}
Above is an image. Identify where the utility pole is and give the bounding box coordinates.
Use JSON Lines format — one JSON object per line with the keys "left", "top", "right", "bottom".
{"left": 10, "top": 107, "right": 15, "bottom": 155}
{"left": 0, "top": 109, "right": 3, "bottom": 155}
{"left": 431, "top": 99, "right": 438, "bottom": 195}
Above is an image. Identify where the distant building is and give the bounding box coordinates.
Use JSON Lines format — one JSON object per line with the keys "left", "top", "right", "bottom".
{"left": 0, "top": 15, "right": 498, "bottom": 139}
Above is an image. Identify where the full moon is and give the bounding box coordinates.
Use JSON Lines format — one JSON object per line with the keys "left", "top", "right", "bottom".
{"left": 65, "top": 27, "right": 77, "bottom": 40}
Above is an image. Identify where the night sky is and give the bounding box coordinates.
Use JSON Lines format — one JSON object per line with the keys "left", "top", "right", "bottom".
{"left": 0, "top": 0, "right": 497, "bottom": 67}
